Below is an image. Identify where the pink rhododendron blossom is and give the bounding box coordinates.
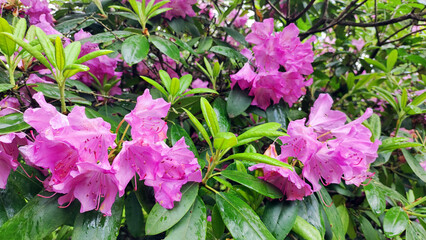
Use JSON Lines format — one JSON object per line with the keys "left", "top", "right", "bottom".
{"left": 19, "top": 92, "right": 119, "bottom": 215}
{"left": 35, "top": 14, "right": 61, "bottom": 35}
{"left": 421, "top": 161, "right": 426, "bottom": 171}
{"left": 0, "top": 133, "right": 28, "bottom": 188}
{"left": 124, "top": 89, "right": 170, "bottom": 142}
{"left": 191, "top": 79, "right": 209, "bottom": 89}
{"left": 248, "top": 145, "right": 312, "bottom": 200}
{"left": 154, "top": 0, "right": 197, "bottom": 20}
{"left": 231, "top": 20, "right": 315, "bottom": 109}
{"left": 227, "top": 10, "right": 248, "bottom": 28}
{"left": 21, "top": 0, "right": 54, "bottom": 25}
{"left": 279, "top": 94, "right": 381, "bottom": 192}
{"left": 0, "top": 97, "right": 20, "bottom": 117}
{"left": 351, "top": 38, "right": 365, "bottom": 52}
{"left": 113, "top": 90, "right": 201, "bottom": 208}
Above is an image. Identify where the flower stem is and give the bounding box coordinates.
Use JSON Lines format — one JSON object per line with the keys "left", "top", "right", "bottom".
{"left": 58, "top": 82, "right": 67, "bottom": 113}
{"left": 404, "top": 196, "right": 426, "bottom": 210}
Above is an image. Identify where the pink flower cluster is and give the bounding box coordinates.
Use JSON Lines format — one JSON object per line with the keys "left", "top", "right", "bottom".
{"left": 0, "top": 133, "right": 28, "bottom": 188}
{"left": 231, "top": 19, "right": 315, "bottom": 110}
{"left": 154, "top": 0, "right": 197, "bottom": 20}
{"left": 16, "top": 90, "right": 201, "bottom": 215}
{"left": 21, "top": 0, "right": 54, "bottom": 25}
{"left": 250, "top": 94, "right": 381, "bottom": 200}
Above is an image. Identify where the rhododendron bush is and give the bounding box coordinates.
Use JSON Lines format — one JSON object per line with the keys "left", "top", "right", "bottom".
{"left": 0, "top": 0, "right": 425, "bottom": 239}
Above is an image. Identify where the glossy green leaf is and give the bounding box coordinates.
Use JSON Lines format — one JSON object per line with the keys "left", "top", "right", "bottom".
{"left": 291, "top": 216, "right": 322, "bottom": 240}
{"left": 370, "top": 180, "right": 408, "bottom": 205}
{"left": 145, "top": 182, "right": 199, "bottom": 235}
{"left": 213, "top": 98, "right": 230, "bottom": 132}
{"left": 369, "top": 113, "right": 381, "bottom": 141}
{"left": 318, "top": 188, "right": 345, "bottom": 240}
{"left": 227, "top": 86, "right": 252, "bottom": 117}
{"left": 177, "top": 74, "right": 192, "bottom": 96}
{"left": 72, "top": 198, "right": 124, "bottom": 239}
{"left": 64, "top": 41, "right": 82, "bottom": 66}
{"left": 266, "top": 101, "right": 289, "bottom": 128}
{"left": 164, "top": 197, "right": 206, "bottom": 240}
{"left": 223, "top": 27, "right": 247, "bottom": 46}
{"left": 298, "top": 195, "right": 325, "bottom": 238}
{"left": 170, "top": 77, "right": 180, "bottom": 97}
{"left": 364, "top": 182, "right": 386, "bottom": 215}
{"left": 0, "top": 113, "right": 30, "bottom": 135}
{"left": 150, "top": 35, "right": 180, "bottom": 61}
{"left": 0, "top": 194, "right": 78, "bottom": 239}
{"left": 79, "top": 31, "right": 135, "bottom": 44}
{"left": 408, "top": 91, "right": 426, "bottom": 107}
{"left": 0, "top": 32, "right": 52, "bottom": 71}
{"left": 13, "top": 18, "right": 26, "bottom": 43}
{"left": 141, "top": 76, "right": 168, "bottom": 97}
{"left": 364, "top": 58, "right": 387, "bottom": 72}
{"left": 374, "top": 87, "right": 398, "bottom": 112}
{"left": 221, "top": 170, "right": 282, "bottom": 199}
{"left": 379, "top": 137, "right": 422, "bottom": 152}
{"left": 333, "top": 195, "right": 350, "bottom": 235}
{"left": 183, "top": 108, "right": 213, "bottom": 149}
{"left": 75, "top": 50, "right": 114, "bottom": 64}
{"left": 55, "top": 18, "right": 96, "bottom": 34}
{"left": 214, "top": 132, "right": 237, "bottom": 150}
{"left": 167, "top": 124, "right": 200, "bottom": 164}
{"left": 359, "top": 216, "right": 380, "bottom": 240}
{"left": 223, "top": 153, "right": 292, "bottom": 169}
{"left": 122, "top": 34, "right": 149, "bottom": 66}
{"left": 0, "top": 83, "right": 13, "bottom": 93}
{"left": 159, "top": 69, "right": 172, "bottom": 92}
{"left": 55, "top": 36, "right": 65, "bottom": 70}
{"left": 125, "top": 192, "right": 145, "bottom": 237}
{"left": 215, "top": 192, "right": 276, "bottom": 240}
{"left": 210, "top": 46, "right": 247, "bottom": 62}
{"left": 181, "top": 88, "right": 218, "bottom": 97}
{"left": 386, "top": 49, "right": 398, "bottom": 72}
{"left": 35, "top": 27, "right": 56, "bottom": 67}
{"left": 402, "top": 149, "right": 426, "bottom": 182}
{"left": 211, "top": 204, "right": 224, "bottom": 238}
{"left": 32, "top": 83, "right": 91, "bottom": 106}
{"left": 406, "top": 221, "right": 426, "bottom": 240}
{"left": 383, "top": 207, "right": 409, "bottom": 238}
{"left": 0, "top": 18, "right": 15, "bottom": 56}
{"left": 262, "top": 201, "right": 298, "bottom": 239}
{"left": 200, "top": 98, "right": 219, "bottom": 137}
{"left": 197, "top": 37, "right": 213, "bottom": 53}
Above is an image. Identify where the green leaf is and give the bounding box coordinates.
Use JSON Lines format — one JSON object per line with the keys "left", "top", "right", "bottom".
{"left": 200, "top": 98, "right": 219, "bottom": 137}
{"left": 0, "top": 83, "right": 13, "bottom": 93}
{"left": 178, "top": 74, "right": 192, "bottom": 96}
{"left": 386, "top": 49, "right": 398, "bottom": 72}
{"left": 62, "top": 64, "right": 90, "bottom": 79}
{"left": 406, "top": 221, "right": 426, "bottom": 240}
{"left": 79, "top": 31, "right": 135, "bottom": 44}
{"left": 211, "top": 204, "right": 225, "bottom": 238}
{"left": 379, "top": 137, "right": 422, "bottom": 152}
{"left": 0, "top": 18, "right": 15, "bottom": 56}
{"left": 213, "top": 98, "right": 230, "bottom": 132}
{"left": 227, "top": 86, "right": 252, "bottom": 118}
{"left": 159, "top": 69, "right": 172, "bottom": 93}
{"left": 145, "top": 182, "right": 199, "bottom": 235}
{"left": 359, "top": 216, "right": 380, "bottom": 240}
{"left": 221, "top": 170, "right": 283, "bottom": 199}
{"left": 170, "top": 77, "right": 180, "bottom": 97}
{"left": 409, "top": 91, "right": 426, "bottom": 107}
{"left": 183, "top": 108, "right": 213, "bottom": 149}
{"left": 150, "top": 35, "right": 180, "bottom": 61}
{"left": 214, "top": 132, "right": 237, "bottom": 150}
{"left": 364, "top": 182, "right": 386, "bottom": 215}
{"left": 164, "top": 197, "right": 207, "bottom": 240}
{"left": 215, "top": 192, "right": 276, "bottom": 240}
{"left": 402, "top": 149, "right": 426, "bottom": 182}
{"left": 75, "top": 50, "right": 114, "bottom": 64}
{"left": 370, "top": 180, "right": 408, "bottom": 205}
{"left": 223, "top": 153, "right": 292, "bottom": 169}
{"left": 125, "top": 192, "right": 145, "bottom": 237}
{"left": 55, "top": 36, "right": 65, "bottom": 70}
{"left": 318, "top": 188, "right": 345, "bottom": 240}
{"left": 64, "top": 41, "right": 82, "bottom": 67}
{"left": 383, "top": 207, "right": 409, "bottom": 238}
{"left": 368, "top": 113, "right": 381, "bottom": 141}
{"left": 291, "top": 216, "right": 322, "bottom": 240}
{"left": 35, "top": 27, "right": 56, "bottom": 67}
{"left": 364, "top": 58, "right": 387, "bottom": 72}
{"left": 141, "top": 76, "right": 168, "bottom": 97}
{"left": 0, "top": 194, "right": 78, "bottom": 239}
{"left": 13, "top": 18, "right": 26, "bottom": 43}
{"left": 0, "top": 113, "right": 30, "bottom": 135}
{"left": 298, "top": 195, "right": 325, "bottom": 237}
{"left": 223, "top": 27, "right": 248, "bottom": 46}
{"left": 0, "top": 32, "right": 52, "bottom": 71}
{"left": 197, "top": 37, "right": 213, "bottom": 53}
{"left": 55, "top": 18, "right": 96, "bottom": 34}
{"left": 266, "top": 101, "right": 289, "bottom": 128}
{"left": 31, "top": 83, "right": 91, "bottom": 106}
{"left": 181, "top": 88, "right": 218, "bottom": 97}
{"left": 72, "top": 197, "right": 124, "bottom": 240}
{"left": 122, "top": 34, "right": 149, "bottom": 66}
{"left": 262, "top": 201, "right": 298, "bottom": 239}
{"left": 210, "top": 46, "right": 247, "bottom": 62}
{"left": 168, "top": 124, "right": 200, "bottom": 158}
